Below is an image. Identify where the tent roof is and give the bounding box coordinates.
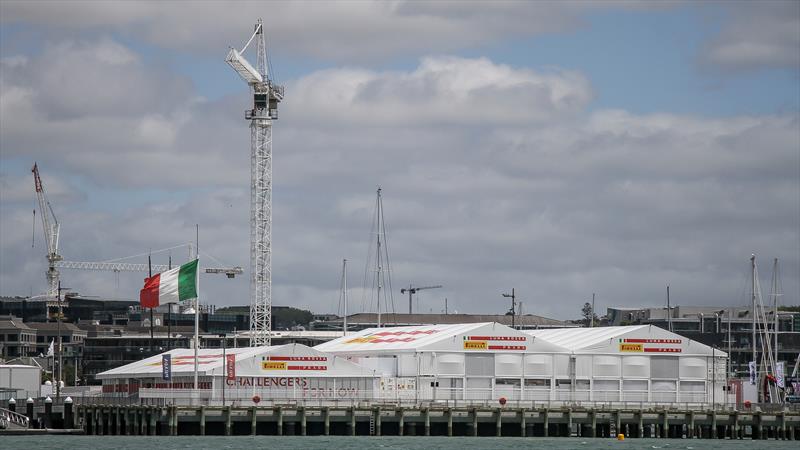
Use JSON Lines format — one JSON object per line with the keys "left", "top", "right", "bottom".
{"left": 525, "top": 325, "right": 727, "bottom": 357}
{"left": 315, "top": 322, "right": 565, "bottom": 354}
{"left": 97, "top": 345, "right": 269, "bottom": 379}
{"left": 525, "top": 325, "right": 649, "bottom": 351}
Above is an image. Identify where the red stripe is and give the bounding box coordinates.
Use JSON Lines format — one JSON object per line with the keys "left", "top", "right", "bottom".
{"left": 643, "top": 348, "right": 682, "bottom": 353}
{"left": 269, "top": 356, "right": 327, "bottom": 361}
{"left": 488, "top": 345, "right": 527, "bottom": 350}
{"left": 140, "top": 273, "right": 161, "bottom": 308}
{"left": 469, "top": 336, "right": 526, "bottom": 341}
{"left": 624, "top": 338, "right": 681, "bottom": 344}
{"left": 287, "top": 365, "right": 327, "bottom": 370}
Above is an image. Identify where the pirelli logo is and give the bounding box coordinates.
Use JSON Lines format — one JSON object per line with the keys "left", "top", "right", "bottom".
{"left": 463, "top": 340, "right": 488, "bottom": 350}
{"left": 262, "top": 361, "right": 287, "bottom": 370}
{"left": 619, "top": 343, "right": 643, "bottom": 352}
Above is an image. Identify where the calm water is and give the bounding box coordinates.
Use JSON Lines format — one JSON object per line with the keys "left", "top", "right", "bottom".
{"left": 0, "top": 436, "right": 792, "bottom": 450}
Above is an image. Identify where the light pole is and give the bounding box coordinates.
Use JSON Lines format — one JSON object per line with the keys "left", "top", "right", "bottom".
{"left": 55, "top": 281, "right": 70, "bottom": 399}
{"left": 219, "top": 333, "right": 226, "bottom": 406}
{"left": 502, "top": 288, "right": 516, "bottom": 329}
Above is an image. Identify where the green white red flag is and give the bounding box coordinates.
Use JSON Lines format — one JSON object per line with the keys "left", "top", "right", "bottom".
{"left": 140, "top": 259, "right": 198, "bottom": 308}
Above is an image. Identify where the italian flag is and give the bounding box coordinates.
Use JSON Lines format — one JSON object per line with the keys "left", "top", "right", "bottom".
{"left": 140, "top": 259, "right": 198, "bottom": 308}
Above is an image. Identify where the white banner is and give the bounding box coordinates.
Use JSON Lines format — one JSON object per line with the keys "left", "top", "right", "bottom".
{"left": 749, "top": 361, "right": 756, "bottom": 385}
{"left": 776, "top": 361, "right": 785, "bottom": 389}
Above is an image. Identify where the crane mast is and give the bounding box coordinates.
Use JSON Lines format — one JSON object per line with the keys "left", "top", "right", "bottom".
{"left": 401, "top": 284, "right": 443, "bottom": 314}
{"left": 32, "top": 163, "right": 62, "bottom": 300}
{"left": 226, "top": 19, "right": 283, "bottom": 346}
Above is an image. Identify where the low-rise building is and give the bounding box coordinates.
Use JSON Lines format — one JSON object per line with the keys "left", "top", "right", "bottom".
{"left": 0, "top": 315, "right": 36, "bottom": 359}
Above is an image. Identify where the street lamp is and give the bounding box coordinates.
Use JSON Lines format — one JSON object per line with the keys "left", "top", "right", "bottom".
{"left": 502, "top": 288, "right": 516, "bottom": 329}
{"left": 219, "top": 333, "right": 227, "bottom": 406}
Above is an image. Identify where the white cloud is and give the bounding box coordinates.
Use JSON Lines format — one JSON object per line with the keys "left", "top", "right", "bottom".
{"left": 287, "top": 56, "right": 592, "bottom": 126}
{"left": 0, "top": 36, "right": 797, "bottom": 320}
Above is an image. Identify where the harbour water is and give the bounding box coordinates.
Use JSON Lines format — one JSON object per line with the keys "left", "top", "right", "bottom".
{"left": 0, "top": 436, "right": 794, "bottom": 450}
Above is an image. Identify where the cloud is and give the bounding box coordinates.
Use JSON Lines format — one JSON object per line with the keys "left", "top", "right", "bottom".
{"left": 700, "top": 1, "right": 800, "bottom": 72}
{"left": 1, "top": 37, "right": 797, "bottom": 320}
{"left": 0, "top": 0, "right": 665, "bottom": 62}
{"left": 287, "top": 56, "right": 592, "bottom": 126}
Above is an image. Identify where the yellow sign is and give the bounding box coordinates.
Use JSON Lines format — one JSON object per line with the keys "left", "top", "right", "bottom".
{"left": 463, "top": 340, "right": 488, "bottom": 350}
{"left": 262, "top": 361, "right": 287, "bottom": 370}
{"left": 619, "top": 343, "right": 643, "bottom": 352}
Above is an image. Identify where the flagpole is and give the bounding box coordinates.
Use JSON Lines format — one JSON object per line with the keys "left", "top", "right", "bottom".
{"left": 194, "top": 225, "right": 199, "bottom": 392}
{"left": 148, "top": 253, "right": 154, "bottom": 353}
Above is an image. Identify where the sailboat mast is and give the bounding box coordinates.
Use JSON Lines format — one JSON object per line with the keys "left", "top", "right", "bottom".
{"left": 343, "top": 258, "right": 348, "bottom": 336}
{"left": 376, "top": 187, "right": 383, "bottom": 329}
{"left": 751, "top": 254, "right": 757, "bottom": 385}
{"left": 772, "top": 258, "right": 779, "bottom": 370}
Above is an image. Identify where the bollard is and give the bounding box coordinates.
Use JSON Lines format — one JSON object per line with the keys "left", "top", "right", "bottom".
{"left": 44, "top": 396, "right": 53, "bottom": 428}
{"left": 26, "top": 398, "right": 35, "bottom": 426}
{"left": 64, "top": 397, "right": 74, "bottom": 429}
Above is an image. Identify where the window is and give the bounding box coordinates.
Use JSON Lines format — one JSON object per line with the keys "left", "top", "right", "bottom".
{"left": 496, "top": 378, "right": 521, "bottom": 387}
{"left": 524, "top": 379, "right": 551, "bottom": 388}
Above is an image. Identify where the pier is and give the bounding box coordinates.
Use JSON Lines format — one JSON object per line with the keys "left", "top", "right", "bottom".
{"left": 69, "top": 403, "right": 800, "bottom": 439}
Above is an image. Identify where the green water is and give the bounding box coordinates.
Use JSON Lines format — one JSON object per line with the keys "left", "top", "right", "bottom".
{"left": 0, "top": 436, "right": 791, "bottom": 450}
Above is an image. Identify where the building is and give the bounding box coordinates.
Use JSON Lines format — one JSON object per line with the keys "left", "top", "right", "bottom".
{"left": 97, "top": 343, "right": 378, "bottom": 404}
{"left": 92, "top": 322, "right": 727, "bottom": 406}
{"left": 0, "top": 316, "right": 36, "bottom": 360}
{"left": 606, "top": 306, "right": 800, "bottom": 380}
{"left": 0, "top": 364, "right": 41, "bottom": 400}
{"left": 27, "top": 322, "right": 88, "bottom": 358}
{"left": 316, "top": 322, "right": 726, "bottom": 404}
{"left": 312, "top": 313, "right": 570, "bottom": 332}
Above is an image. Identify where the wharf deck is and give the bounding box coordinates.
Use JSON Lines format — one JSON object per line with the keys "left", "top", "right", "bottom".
{"left": 73, "top": 404, "right": 800, "bottom": 439}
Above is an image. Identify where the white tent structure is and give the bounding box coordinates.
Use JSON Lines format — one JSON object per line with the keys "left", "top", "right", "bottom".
{"left": 96, "top": 323, "right": 727, "bottom": 406}
{"left": 98, "top": 343, "right": 379, "bottom": 404}
{"left": 524, "top": 325, "right": 727, "bottom": 404}
{"left": 315, "top": 322, "right": 568, "bottom": 401}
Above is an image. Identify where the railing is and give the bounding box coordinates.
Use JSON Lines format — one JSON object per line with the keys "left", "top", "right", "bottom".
{"left": 0, "top": 407, "right": 30, "bottom": 429}
{"left": 93, "top": 387, "right": 768, "bottom": 411}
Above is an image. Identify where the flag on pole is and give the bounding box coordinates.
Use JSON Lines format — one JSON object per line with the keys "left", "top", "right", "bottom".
{"left": 140, "top": 259, "right": 198, "bottom": 308}
{"left": 46, "top": 339, "right": 54, "bottom": 357}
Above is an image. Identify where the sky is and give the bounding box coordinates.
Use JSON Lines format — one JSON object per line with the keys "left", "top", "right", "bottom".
{"left": 0, "top": 0, "right": 798, "bottom": 321}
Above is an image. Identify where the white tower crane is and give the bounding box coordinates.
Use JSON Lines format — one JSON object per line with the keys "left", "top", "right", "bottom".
{"left": 32, "top": 163, "right": 61, "bottom": 301}
{"left": 31, "top": 164, "right": 242, "bottom": 302}
{"left": 226, "top": 19, "right": 283, "bottom": 346}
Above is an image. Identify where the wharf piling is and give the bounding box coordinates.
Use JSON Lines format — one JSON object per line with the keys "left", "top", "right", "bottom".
{"left": 72, "top": 404, "right": 800, "bottom": 439}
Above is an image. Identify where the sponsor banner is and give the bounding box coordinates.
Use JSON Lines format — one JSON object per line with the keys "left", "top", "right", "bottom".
{"left": 344, "top": 329, "right": 441, "bottom": 344}
{"left": 467, "top": 336, "right": 526, "bottom": 342}
{"left": 226, "top": 354, "right": 236, "bottom": 381}
{"left": 463, "top": 340, "right": 488, "bottom": 350}
{"left": 644, "top": 348, "right": 681, "bottom": 353}
{"left": 488, "top": 345, "right": 526, "bottom": 350}
{"left": 261, "top": 360, "right": 328, "bottom": 371}
{"left": 267, "top": 356, "right": 327, "bottom": 362}
{"left": 776, "top": 361, "right": 785, "bottom": 389}
{"left": 622, "top": 338, "right": 681, "bottom": 344}
{"left": 749, "top": 361, "right": 757, "bottom": 385}
{"left": 619, "top": 343, "right": 643, "bottom": 352}
{"left": 262, "top": 361, "right": 287, "bottom": 370}
{"left": 162, "top": 354, "right": 171, "bottom": 381}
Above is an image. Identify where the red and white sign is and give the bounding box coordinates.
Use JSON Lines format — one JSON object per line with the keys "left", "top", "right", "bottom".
{"left": 226, "top": 354, "right": 236, "bottom": 380}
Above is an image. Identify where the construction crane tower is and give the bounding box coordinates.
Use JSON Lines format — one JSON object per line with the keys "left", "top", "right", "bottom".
{"left": 225, "top": 19, "right": 283, "bottom": 346}
{"left": 31, "top": 164, "right": 242, "bottom": 302}
{"left": 401, "top": 284, "right": 443, "bottom": 314}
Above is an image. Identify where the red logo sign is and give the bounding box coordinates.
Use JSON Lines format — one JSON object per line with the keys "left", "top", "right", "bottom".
{"left": 226, "top": 354, "right": 236, "bottom": 381}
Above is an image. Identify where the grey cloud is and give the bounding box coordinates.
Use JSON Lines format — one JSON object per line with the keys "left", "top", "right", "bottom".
{"left": 700, "top": 1, "right": 800, "bottom": 72}
{"left": 1, "top": 37, "right": 797, "bottom": 320}
{"left": 0, "top": 1, "right": 670, "bottom": 62}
